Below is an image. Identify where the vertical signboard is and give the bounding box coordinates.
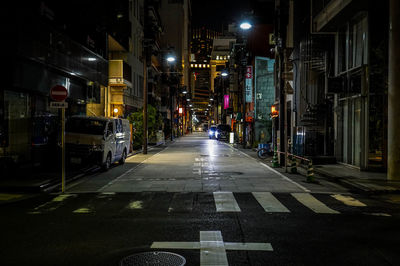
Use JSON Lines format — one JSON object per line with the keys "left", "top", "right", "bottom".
{"left": 245, "top": 66, "right": 253, "bottom": 103}
{"left": 224, "top": 94, "right": 229, "bottom": 109}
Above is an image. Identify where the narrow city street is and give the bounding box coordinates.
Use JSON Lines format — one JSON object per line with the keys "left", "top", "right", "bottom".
{"left": 1, "top": 133, "right": 400, "bottom": 265}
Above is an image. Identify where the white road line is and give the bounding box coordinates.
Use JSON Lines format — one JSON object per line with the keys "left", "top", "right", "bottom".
{"left": 213, "top": 192, "right": 241, "bottom": 212}
{"left": 292, "top": 193, "right": 340, "bottom": 214}
{"left": 200, "top": 231, "right": 228, "bottom": 266}
{"left": 224, "top": 242, "right": 273, "bottom": 251}
{"left": 363, "top": 212, "right": 392, "bottom": 217}
{"left": 252, "top": 192, "right": 290, "bottom": 213}
{"left": 151, "top": 230, "right": 273, "bottom": 266}
{"left": 259, "top": 162, "right": 310, "bottom": 192}
{"left": 97, "top": 148, "right": 166, "bottom": 192}
{"left": 221, "top": 142, "right": 310, "bottom": 192}
{"left": 331, "top": 194, "right": 367, "bottom": 207}
{"left": 151, "top": 242, "right": 201, "bottom": 249}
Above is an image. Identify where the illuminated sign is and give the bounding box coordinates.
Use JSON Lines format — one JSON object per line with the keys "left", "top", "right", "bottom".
{"left": 271, "top": 105, "right": 279, "bottom": 118}
{"left": 179, "top": 107, "right": 183, "bottom": 114}
{"left": 245, "top": 66, "right": 252, "bottom": 103}
{"left": 224, "top": 95, "right": 229, "bottom": 109}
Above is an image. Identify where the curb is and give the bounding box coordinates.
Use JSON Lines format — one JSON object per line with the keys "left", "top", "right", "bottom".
{"left": 313, "top": 168, "right": 400, "bottom": 195}
{"left": 233, "top": 147, "right": 400, "bottom": 195}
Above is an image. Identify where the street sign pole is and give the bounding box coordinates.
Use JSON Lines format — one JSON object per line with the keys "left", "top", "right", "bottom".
{"left": 50, "top": 85, "right": 68, "bottom": 193}
{"left": 61, "top": 107, "right": 65, "bottom": 193}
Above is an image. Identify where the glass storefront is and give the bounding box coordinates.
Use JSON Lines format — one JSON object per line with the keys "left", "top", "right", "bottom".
{"left": 337, "top": 97, "right": 362, "bottom": 167}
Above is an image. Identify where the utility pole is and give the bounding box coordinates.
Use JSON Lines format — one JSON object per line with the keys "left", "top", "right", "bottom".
{"left": 143, "top": 52, "right": 148, "bottom": 154}
{"left": 388, "top": 0, "right": 400, "bottom": 180}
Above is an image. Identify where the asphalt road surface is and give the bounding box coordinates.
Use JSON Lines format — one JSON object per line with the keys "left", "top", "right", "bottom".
{"left": 1, "top": 133, "right": 400, "bottom": 266}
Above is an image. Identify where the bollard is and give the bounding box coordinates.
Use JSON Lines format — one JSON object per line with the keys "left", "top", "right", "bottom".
{"left": 289, "top": 155, "right": 297, "bottom": 174}
{"left": 272, "top": 146, "right": 279, "bottom": 168}
{"left": 287, "top": 140, "right": 297, "bottom": 173}
{"left": 306, "top": 160, "right": 314, "bottom": 182}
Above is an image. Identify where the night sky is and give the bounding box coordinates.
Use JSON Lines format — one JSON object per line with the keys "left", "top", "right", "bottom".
{"left": 191, "top": 0, "right": 275, "bottom": 31}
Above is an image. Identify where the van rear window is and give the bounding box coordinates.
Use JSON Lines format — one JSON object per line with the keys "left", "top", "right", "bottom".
{"left": 66, "top": 118, "right": 107, "bottom": 135}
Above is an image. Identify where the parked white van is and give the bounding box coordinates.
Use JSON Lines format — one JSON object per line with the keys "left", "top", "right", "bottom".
{"left": 65, "top": 116, "right": 131, "bottom": 170}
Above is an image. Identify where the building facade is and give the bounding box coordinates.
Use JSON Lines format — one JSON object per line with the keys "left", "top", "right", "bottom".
{"left": 275, "top": 0, "right": 389, "bottom": 170}
{"left": 1, "top": 1, "right": 108, "bottom": 171}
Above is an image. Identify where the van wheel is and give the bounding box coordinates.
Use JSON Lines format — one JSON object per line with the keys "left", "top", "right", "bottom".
{"left": 102, "top": 153, "right": 112, "bottom": 171}
{"left": 119, "top": 149, "right": 127, "bottom": 165}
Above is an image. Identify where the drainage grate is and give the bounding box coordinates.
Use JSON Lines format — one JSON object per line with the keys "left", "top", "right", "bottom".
{"left": 120, "top": 251, "right": 186, "bottom": 266}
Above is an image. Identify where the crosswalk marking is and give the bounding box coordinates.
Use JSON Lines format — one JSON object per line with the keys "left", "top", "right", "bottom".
{"left": 127, "top": 201, "right": 143, "bottom": 209}
{"left": 291, "top": 193, "right": 340, "bottom": 214}
{"left": 252, "top": 192, "right": 290, "bottom": 213}
{"left": 26, "top": 192, "right": 391, "bottom": 217}
{"left": 28, "top": 193, "right": 76, "bottom": 214}
{"left": 73, "top": 208, "right": 92, "bottom": 214}
{"left": 213, "top": 192, "right": 241, "bottom": 212}
{"left": 331, "top": 194, "right": 366, "bottom": 207}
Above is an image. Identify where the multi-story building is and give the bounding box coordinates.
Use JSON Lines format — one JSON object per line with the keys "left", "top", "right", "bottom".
{"left": 210, "top": 37, "right": 235, "bottom": 125}
{"left": 275, "top": 0, "right": 389, "bottom": 171}
{"left": 190, "top": 27, "right": 220, "bottom": 124}
{"left": 159, "top": 0, "right": 191, "bottom": 135}
{"left": 103, "top": 0, "right": 145, "bottom": 119}
{"left": 1, "top": 1, "right": 108, "bottom": 171}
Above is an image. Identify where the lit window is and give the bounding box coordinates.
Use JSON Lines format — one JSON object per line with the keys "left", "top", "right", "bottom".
{"left": 228, "top": 55, "right": 230, "bottom": 59}
{"left": 216, "top": 55, "right": 219, "bottom": 60}
{"left": 195, "top": 64, "right": 198, "bottom": 68}
{"left": 207, "top": 64, "right": 210, "bottom": 68}
{"left": 203, "top": 64, "right": 206, "bottom": 68}
{"left": 191, "top": 64, "right": 194, "bottom": 68}
{"left": 224, "top": 56, "right": 227, "bottom": 60}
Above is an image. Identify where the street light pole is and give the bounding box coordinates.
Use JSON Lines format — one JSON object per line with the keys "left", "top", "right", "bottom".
{"left": 242, "top": 66, "right": 247, "bottom": 149}
{"left": 170, "top": 87, "right": 174, "bottom": 141}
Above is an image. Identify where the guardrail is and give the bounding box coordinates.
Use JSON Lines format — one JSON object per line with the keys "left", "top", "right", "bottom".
{"left": 271, "top": 146, "right": 315, "bottom": 183}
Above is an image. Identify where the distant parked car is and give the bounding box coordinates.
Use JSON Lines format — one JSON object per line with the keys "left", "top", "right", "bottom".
{"left": 215, "top": 124, "right": 231, "bottom": 141}
{"left": 208, "top": 126, "right": 217, "bottom": 139}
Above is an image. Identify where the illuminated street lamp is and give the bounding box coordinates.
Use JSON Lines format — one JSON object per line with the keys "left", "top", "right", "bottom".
{"left": 221, "top": 71, "right": 228, "bottom": 77}
{"left": 239, "top": 21, "right": 252, "bottom": 30}
{"left": 167, "top": 55, "right": 176, "bottom": 62}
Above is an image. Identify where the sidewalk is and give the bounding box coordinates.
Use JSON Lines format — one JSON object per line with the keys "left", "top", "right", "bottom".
{"left": 234, "top": 144, "right": 400, "bottom": 195}
{"left": 0, "top": 140, "right": 173, "bottom": 195}
{"left": 312, "top": 164, "right": 400, "bottom": 194}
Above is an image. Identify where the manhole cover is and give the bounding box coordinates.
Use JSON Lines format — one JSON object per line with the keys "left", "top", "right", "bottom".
{"left": 120, "top": 251, "right": 186, "bottom": 266}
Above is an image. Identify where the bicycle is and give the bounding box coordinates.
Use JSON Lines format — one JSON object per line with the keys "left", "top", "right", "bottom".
{"left": 256, "top": 144, "right": 273, "bottom": 159}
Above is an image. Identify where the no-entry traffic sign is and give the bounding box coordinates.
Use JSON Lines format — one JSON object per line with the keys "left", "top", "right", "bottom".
{"left": 50, "top": 85, "right": 68, "bottom": 101}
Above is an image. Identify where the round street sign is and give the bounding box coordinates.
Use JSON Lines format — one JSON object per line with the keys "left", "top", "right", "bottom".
{"left": 50, "top": 85, "right": 68, "bottom": 101}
